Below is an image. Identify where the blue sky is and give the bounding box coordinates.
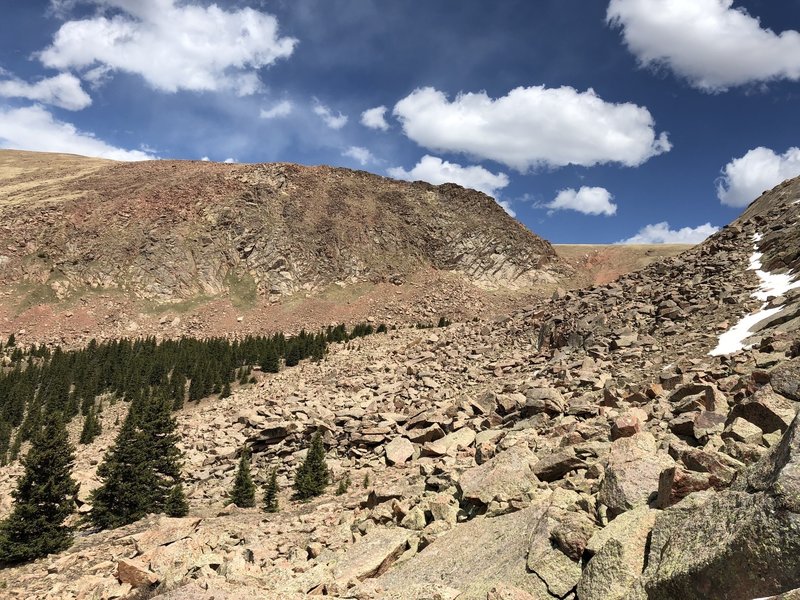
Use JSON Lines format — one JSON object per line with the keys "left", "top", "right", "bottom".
{"left": 1, "top": 0, "right": 800, "bottom": 243}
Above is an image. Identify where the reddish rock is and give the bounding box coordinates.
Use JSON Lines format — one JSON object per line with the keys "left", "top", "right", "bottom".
{"left": 117, "top": 559, "right": 159, "bottom": 588}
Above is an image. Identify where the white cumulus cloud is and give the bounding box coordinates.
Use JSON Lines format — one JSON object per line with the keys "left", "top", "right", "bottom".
{"left": 0, "top": 104, "right": 153, "bottom": 160}
{"left": 313, "top": 101, "right": 348, "bottom": 130}
{"left": 619, "top": 221, "right": 719, "bottom": 244}
{"left": 361, "top": 105, "right": 389, "bottom": 131}
{"left": 38, "top": 0, "right": 297, "bottom": 96}
{"left": 387, "top": 154, "right": 510, "bottom": 198}
{"left": 607, "top": 0, "right": 800, "bottom": 91}
{"left": 342, "top": 146, "right": 378, "bottom": 166}
{"left": 547, "top": 187, "right": 617, "bottom": 216}
{"left": 260, "top": 100, "right": 292, "bottom": 119}
{"left": 0, "top": 72, "right": 91, "bottom": 111}
{"left": 717, "top": 146, "right": 800, "bottom": 207}
{"left": 392, "top": 86, "right": 670, "bottom": 172}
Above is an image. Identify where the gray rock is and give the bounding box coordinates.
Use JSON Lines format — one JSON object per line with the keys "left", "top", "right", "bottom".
{"left": 641, "top": 415, "right": 800, "bottom": 599}
{"left": 400, "top": 507, "right": 426, "bottom": 531}
{"left": 745, "top": 413, "right": 800, "bottom": 512}
{"left": 692, "top": 411, "right": 726, "bottom": 440}
{"left": 727, "top": 389, "right": 799, "bottom": 434}
{"left": 526, "top": 490, "right": 586, "bottom": 598}
{"left": 599, "top": 432, "right": 675, "bottom": 517}
{"left": 668, "top": 384, "right": 727, "bottom": 414}
{"left": 459, "top": 444, "right": 538, "bottom": 507}
{"left": 384, "top": 436, "right": 415, "bottom": 466}
{"left": 332, "top": 527, "right": 411, "bottom": 582}
{"left": 523, "top": 388, "right": 566, "bottom": 415}
{"left": 550, "top": 510, "right": 598, "bottom": 562}
{"left": 770, "top": 358, "right": 800, "bottom": 401}
{"left": 643, "top": 492, "right": 799, "bottom": 600}
{"left": 378, "top": 502, "right": 554, "bottom": 599}
{"left": 423, "top": 427, "right": 476, "bottom": 457}
{"left": 722, "top": 417, "right": 763, "bottom": 445}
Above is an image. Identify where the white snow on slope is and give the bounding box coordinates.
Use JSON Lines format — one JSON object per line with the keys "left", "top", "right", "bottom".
{"left": 710, "top": 235, "right": 800, "bottom": 356}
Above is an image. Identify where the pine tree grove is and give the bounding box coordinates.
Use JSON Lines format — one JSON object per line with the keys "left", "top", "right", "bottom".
{"left": 79, "top": 407, "right": 102, "bottom": 445}
{"left": 0, "top": 322, "right": 383, "bottom": 459}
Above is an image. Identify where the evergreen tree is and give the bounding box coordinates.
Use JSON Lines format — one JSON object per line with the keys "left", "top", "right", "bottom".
{"left": 88, "top": 416, "right": 158, "bottom": 530}
{"left": 220, "top": 381, "right": 231, "bottom": 399}
{"left": 261, "top": 347, "right": 280, "bottom": 373}
{"left": 170, "top": 373, "right": 186, "bottom": 410}
{"left": 5, "top": 333, "right": 15, "bottom": 348}
{"left": 0, "top": 420, "right": 11, "bottom": 466}
{"left": 0, "top": 414, "right": 77, "bottom": 564}
{"left": 336, "top": 473, "right": 351, "bottom": 496}
{"left": 294, "top": 432, "right": 329, "bottom": 500}
{"left": 263, "top": 467, "right": 279, "bottom": 513}
{"left": 9, "top": 431, "right": 21, "bottom": 462}
{"left": 165, "top": 484, "right": 189, "bottom": 518}
{"left": 284, "top": 343, "right": 302, "bottom": 368}
{"left": 188, "top": 373, "right": 203, "bottom": 402}
{"left": 79, "top": 407, "right": 102, "bottom": 445}
{"left": 138, "top": 396, "right": 182, "bottom": 512}
{"left": 230, "top": 448, "right": 256, "bottom": 508}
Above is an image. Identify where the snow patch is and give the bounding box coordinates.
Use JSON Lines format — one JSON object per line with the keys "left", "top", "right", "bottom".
{"left": 711, "top": 306, "right": 784, "bottom": 356}
{"left": 710, "top": 234, "right": 800, "bottom": 356}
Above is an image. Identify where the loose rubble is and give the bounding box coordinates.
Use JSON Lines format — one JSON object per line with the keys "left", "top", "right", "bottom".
{"left": 0, "top": 177, "right": 799, "bottom": 599}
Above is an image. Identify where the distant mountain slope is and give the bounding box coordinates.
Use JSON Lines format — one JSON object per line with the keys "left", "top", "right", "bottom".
{"left": 0, "top": 150, "right": 560, "bottom": 302}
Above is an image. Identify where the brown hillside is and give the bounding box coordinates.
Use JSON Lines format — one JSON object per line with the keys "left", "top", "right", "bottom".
{"left": 0, "top": 150, "right": 565, "bottom": 343}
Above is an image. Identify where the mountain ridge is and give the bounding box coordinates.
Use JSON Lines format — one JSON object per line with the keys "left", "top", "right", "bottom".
{"left": 2, "top": 155, "right": 799, "bottom": 599}
{"left": 0, "top": 149, "right": 570, "bottom": 345}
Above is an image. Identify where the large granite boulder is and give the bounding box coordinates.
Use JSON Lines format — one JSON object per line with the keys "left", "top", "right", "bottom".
{"left": 577, "top": 506, "right": 657, "bottom": 600}
{"left": 599, "top": 432, "right": 675, "bottom": 516}
{"left": 458, "top": 444, "right": 538, "bottom": 509}
{"left": 770, "top": 358, "right": 800, "bottom": 401}
{"left": 376, "top": 492, "right": 557, "bottom": 599}
{"left": 640, "top": 415, "right": 800, "bottom": 599}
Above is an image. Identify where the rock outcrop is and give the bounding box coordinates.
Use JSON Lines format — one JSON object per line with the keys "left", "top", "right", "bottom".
{"left": 0, "top": 150, "right": 560, "bottom": 301}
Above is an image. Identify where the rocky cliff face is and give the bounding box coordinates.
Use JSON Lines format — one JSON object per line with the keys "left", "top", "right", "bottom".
{"left": 0, "top": 151, "right": 560, "bottom": 303}
{"left": 1, "top": 168, "right": 800, "bottom": 599}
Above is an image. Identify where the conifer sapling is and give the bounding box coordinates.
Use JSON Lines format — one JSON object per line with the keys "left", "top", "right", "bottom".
{"left": 294, "top": 432, "right": 329, "bottom": 500}
{"left": 79, "top": 407, "right": 102, "bottom": 445}
{"left": 230, "top": 448, "right": 256, "bottom": 508}
{"left": 263, "top": 467, "right": 279, "bottom": 513}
